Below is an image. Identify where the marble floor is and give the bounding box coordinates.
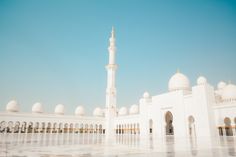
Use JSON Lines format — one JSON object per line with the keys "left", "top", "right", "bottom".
{"left": 0, "top": 133, "right": 236, "bottom": 157}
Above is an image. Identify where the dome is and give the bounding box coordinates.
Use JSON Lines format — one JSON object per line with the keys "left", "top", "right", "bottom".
{"left": 129, "top": 104, "right": 139, "bottom": 114}
{"left": 32, "top": 102, "right": 43, "bottom": 113}
{"left": 118, "top": 107, "right": 128, "bottom": 116}
{"left": 222, "top": 83, "right": 236, "bottom": 101}
{"left": 54, "top": 104, "right": 65, "bottom": 115}
{"left": 218, "top": 81, "right": 226, "bottom": 90}
{"left": 168, "top": 72, "right": 190, "bottom": 92}
{"left": 93, "top": 107, "right": 103, "bottom": 117}
{"left": 75, "top": 106, "right": 85, "bottom": 116}
{"left": 6, "top": 100, "right": 19, "bottom": 112}
{"left": 197, "top": 76, "right": 207, "bottom": 85}
{"left": 143, "top": 92, "right": 150, "bottom": 99}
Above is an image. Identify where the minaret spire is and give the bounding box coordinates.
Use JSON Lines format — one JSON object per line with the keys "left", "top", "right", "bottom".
{"left": 111, "top": 26, "right": 115, "bottom": 38}
{"left": 105, "top": 27, "right": 118, "bottom": 109}
{"left": 108, "top": 27, "right": 116, "bottom": 65}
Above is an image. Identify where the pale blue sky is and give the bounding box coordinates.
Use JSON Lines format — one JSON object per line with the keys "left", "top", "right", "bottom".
{"left": 0, "top": 0, "right": 236, "bottom": 115}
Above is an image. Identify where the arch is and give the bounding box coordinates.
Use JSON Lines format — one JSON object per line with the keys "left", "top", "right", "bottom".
{"left": 75, "top": 123, "right": 79, "bottom": 133}
{"left": 59, "top": 123, "right": 63, "bottom": 133}
{"left": 118, "top": 124, "right": 121, "bottom": 134}
{"left": 234, "top": 117, "right": 236, "bottom": 124}
{"left": 64, "top": 123, "right": 68, "bottom": 133}
{"left": 0, "top": 121, "right": 6, "bottom": 133}
{"left": 34, "top": 122, "right": 39, "bottom": 133}
{"left": 165, "top": 111, "right": 174, "bottom": 135}
{"left": 124, "top": 124, "right": 126, "bottom": 134}
{"left": 121, "top": 124, "right": 124, "bottom": 134}
{"left": 127, "top": 124, "right": 130, "bottom": 134}
{"left": 137, "top": 123, "right": 140, "bottom": 134}
{"left": 14, "top": 121, "right": 20, "bottom": 133}
{"left": 85, "top": 124, "right": 88, "bottom": 133}
{"left": 133, "top": 124, "right": 135, "bottom": 134}
{"left": 7, "top": 121, "right": 13, "bottom": 133}
{"left": 224, "top": 117, "right": 233, "bottom": 136}
{"left": 46, "top": 122, "right": 51, "bottom": 133}
{"left": 52, "top": 123, "right": 57, "bottom": 133}
{"left": 188, "top": 116, "right": 196, "bottom": 137}
{"left": 218, "top": 127, "right": 223, "bottom": 136}
{"left": 69, "top": 123, "right": 73, "bottom": 133}
{"left": 89, "top": 124, "right": 93, "bottom": 133}
{"left": 133, "top": 123, "right": 136, "bottom": 134}
{"left": 149, "top": 119, "right": 153, "bottom": 134}
{"left": 115, "top": 125, "right": 118, "bottom": 134}
{"left": 130, "top": 124, "right": 133, "bottom": 134}
{"left": 235, "top": 117, "right": 236, "bottom": 134}
{"left": 28, "top": 122, "right": 33, "bottom": 133}
{"left": 99, "top": 124, "right": 102, "bottom": 134}
{"left": 95, "top": 124, "right": 98, "bottom": 134}
{"left": 21, "top": 122, "right": 27, "bottom": 133}
{"left": 80, "top": 124, "right": 84, "bottom": 133}
{"left": 41, "top": 122, "right": 45, "bottom": 133}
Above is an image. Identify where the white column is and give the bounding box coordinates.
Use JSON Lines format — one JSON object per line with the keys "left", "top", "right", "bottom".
{"left": 105, "top": 27, "right": 117, "bottom": 109}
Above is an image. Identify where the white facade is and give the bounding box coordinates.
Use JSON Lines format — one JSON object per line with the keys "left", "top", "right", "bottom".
{"left": 1, "top": 28, "right": 236, "bottom": 140}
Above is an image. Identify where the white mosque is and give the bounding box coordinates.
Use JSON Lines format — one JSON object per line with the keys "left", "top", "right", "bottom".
{"left": 1, "top": 28, "right": 236, "bottom": 140}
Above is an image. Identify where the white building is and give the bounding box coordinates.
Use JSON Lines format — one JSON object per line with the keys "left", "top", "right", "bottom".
{"left": 1, "top": 28, "right": 236, "bottom": 139}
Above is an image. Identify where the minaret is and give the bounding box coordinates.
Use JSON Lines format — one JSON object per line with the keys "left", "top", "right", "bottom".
{"left": 105, "top": 27, "right": 117, "bottom": 138}
{"left": 106, "top": 26, "right": 117, "bottom": 109}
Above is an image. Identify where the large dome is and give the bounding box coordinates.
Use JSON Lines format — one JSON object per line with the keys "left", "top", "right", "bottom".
{"left": 129, "top": 104, "right": 139, "bottom": 114}
{"left": 32, "top": 102, "right": 43, "bottom": 113}
{"left": 118, "top": 107, "right": 128, "bottom": 116}
{"left": 54, "top": 104, "right": 65, "bottom": 115}
{"left": 222, "top": 83, "right": 236, "bottom": 101}
{"left": 168, "top": 72, "right": 190, "bottom": 92}
{"left": 75, "top": 106, "right": 85, "bottom": 116}
{"left": 6, "top": 100, "right": 19, "bottom": 112}
{"left": 93, "top": 107, "right": 103, "bottom": 117}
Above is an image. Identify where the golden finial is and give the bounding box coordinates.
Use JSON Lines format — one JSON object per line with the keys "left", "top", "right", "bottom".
{"left": 176, "top": 68, "right": 180, "bottom": 73}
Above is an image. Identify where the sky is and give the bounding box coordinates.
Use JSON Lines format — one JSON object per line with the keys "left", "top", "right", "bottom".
{"left": 0, "top": 0, "right": 236, "bottom": 115}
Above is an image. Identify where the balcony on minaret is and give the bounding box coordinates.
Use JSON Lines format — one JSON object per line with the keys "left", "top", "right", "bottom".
{"left": 106, "top": 64, "right": 118, "bottom": 70}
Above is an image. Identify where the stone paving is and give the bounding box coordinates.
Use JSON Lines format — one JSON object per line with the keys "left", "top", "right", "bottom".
{"left": 0, "top": 134, "right": 236, "bottom": 157}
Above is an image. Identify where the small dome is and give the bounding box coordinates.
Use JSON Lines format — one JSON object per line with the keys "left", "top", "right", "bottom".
{"left": 118, "top": 107, "right": 128, "bottom": 116}
{"left": 75, "top": 106, "right": 85, "bottom": 116}
{"left": 218, "top": 81, "right": 226, "bottom": 90}
{"left": 168, "top": 72, "right": 190, "bottom": 92}
{"left": 93, "top": 107, "right": 103, "bottom": 117}
{"left": 32, "top": 102, "right": 43, "bottom": 113}
{"left": 6, "top": 100, "right": 19, "bottom": 112}
{"left": 129, "top": 104, "right": 139, "bottom": 114}
{"left": 197, "top": 76, "right": 207, "bottom": 85}
{"left": 143, "top": 92, "right": 150, "bottom": 99}
{"left": 54, "top": 104, "right": 65, "bottom": 115}
{"left": 222, "top": 83, "right": 236, "bottom": 101}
